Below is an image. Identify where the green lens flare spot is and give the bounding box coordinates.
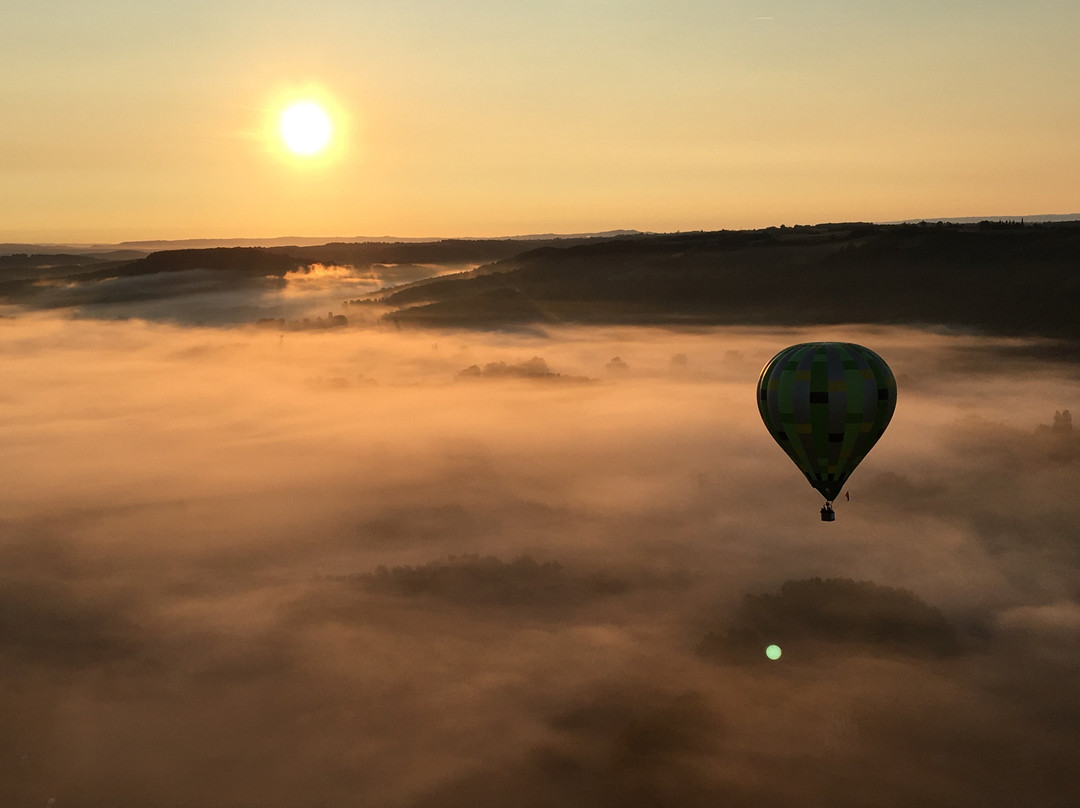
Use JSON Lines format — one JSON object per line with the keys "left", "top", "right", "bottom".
{"left": 765, "top": 644, "right": 782, "bottom": 660}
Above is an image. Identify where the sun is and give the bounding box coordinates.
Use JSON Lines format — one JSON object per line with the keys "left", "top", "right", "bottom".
{"left": 279, "top": 101, "right": 333, "bottom": 156}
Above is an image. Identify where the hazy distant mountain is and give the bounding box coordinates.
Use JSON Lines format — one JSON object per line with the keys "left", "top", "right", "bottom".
{"left": 114, "top": 236, "right": 437, "bottom": 250}
{"left": 0, "top": 244, "right": 149, "bottom": 259}
{"left": 0, "top": 230, "right": 647, "bottom": 255}
{"left": 116, "top": 230, "right": 645, "bottom": 249}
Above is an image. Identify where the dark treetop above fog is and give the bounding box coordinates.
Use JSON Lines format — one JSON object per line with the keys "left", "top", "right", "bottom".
{"left": 4, "top": 222, "right": 1079, "bottom": 342}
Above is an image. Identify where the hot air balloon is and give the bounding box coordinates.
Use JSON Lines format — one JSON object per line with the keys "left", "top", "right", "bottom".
{"left": 757, "top": 343, "right": 896, "bottom": 521}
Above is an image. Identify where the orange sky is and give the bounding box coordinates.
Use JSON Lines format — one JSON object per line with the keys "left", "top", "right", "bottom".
{"left": 4, "top": 1, "right": 1079, "bottom": 242}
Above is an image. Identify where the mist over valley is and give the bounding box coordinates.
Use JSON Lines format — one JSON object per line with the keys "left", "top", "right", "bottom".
{"left": 2, "top": 225, "right": 1080, "bottom": 806}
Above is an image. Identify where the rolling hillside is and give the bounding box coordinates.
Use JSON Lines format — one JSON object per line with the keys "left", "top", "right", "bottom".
{"left": 379, "top": 222, "right": 1080, "bottom": 341}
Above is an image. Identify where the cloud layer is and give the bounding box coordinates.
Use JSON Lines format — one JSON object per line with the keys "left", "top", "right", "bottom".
{"left": 1, "top": 313, "right": 1078, "bottom": 806}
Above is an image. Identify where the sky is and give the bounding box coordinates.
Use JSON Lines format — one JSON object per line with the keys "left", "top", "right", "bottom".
{"left": 4, "top": 0, "right": 1080, "bottom": 242}
{"left": 3, "top": 303, "right": 1079, "bottom": 805}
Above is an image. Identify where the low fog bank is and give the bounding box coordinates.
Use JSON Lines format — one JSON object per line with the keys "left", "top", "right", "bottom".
{"left": 1, "top": 313, "right": 1079, "bottom": 806}
{"left": 7, "top": 261, "right": 460, "bottom": 326}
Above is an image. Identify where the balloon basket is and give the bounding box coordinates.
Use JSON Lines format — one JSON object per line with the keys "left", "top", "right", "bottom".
{"left": 820, "top": 504, "right": 836, "bottom": 522}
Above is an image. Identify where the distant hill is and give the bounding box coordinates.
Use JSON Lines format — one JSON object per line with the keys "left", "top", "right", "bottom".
{"left": 4, "top": 223, "right": 1080, "bottom": 344}
{"left": 280, "top": 235, "right": 647, "bottom": 268}
{"left": 0, "top": 236, "right": 646, "bottom": 310}
{"left": 113, "top": 236, "right": 435, "bottom": 250}
{"left": 0, "top": 244, "right": 149, "bottom": 259}
{"left": 0, "top": 247, "right": 306, "bottom": 309}
{"left": 501, "top": 229, "right": 645, "bottom": 241}
{"left": 0, "top": 252, "right": 113, "bottom": 282}
{"left": 889, "top": 213, "right": 1080, "bottom": 225}
{"left": 1, "top": 235, "right": 643, "bottom": 274}
{"left": 380, "top": 221, "right": 1080, "bottom": 341}
{"left": 116, "top": 230, "right": 646, "bottom": 249}
{"left": 0, "top": 231, "right": 647, "bottom": 255}
{"left": 87, "top": 247, "right": 304, "bottom": 278}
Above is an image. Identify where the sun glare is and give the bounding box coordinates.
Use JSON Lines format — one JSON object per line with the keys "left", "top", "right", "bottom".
{"left": 280, "top": 101, "right": 332, "bottom": 156}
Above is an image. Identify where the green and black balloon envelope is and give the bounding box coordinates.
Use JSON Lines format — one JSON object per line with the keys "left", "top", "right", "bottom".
{"left": 757, "top": 343, "right": 897, "bottom": 508}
